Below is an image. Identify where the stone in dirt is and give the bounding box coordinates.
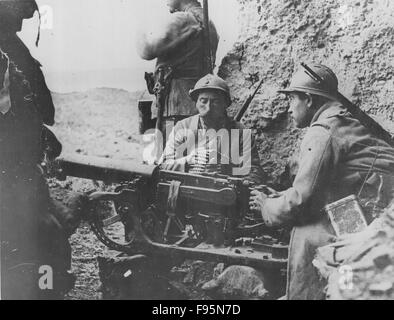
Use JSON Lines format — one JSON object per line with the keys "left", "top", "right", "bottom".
{"left": 202, "top": 265, "right": 269, "bottom": 300}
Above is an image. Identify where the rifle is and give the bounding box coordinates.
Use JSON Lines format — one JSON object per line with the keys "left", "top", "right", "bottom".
{"left": 152, "top": 66, "right": 173, "bottom": 160}
{"left": 203, "top": 0, "right": 213, "bottom": 74}
{"left": 301, "top": 62, "right": 394, "bottom": 147}
{"left": 234, "top": 77, "right": 265, "bottom": 122}
{"left": 154, "top": 67, "right": 166, "bottom": 135}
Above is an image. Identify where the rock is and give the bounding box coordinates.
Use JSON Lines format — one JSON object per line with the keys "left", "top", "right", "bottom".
{"left": 202, "top": 265, "right": 269, "bottom": 300}
{"left": 170, "top": 266, "right": 189, "bottom": 281}
{"left": 369, "top": 282, "right": 393, "bottom": 295}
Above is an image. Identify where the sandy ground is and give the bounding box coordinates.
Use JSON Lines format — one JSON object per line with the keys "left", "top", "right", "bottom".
{"left": 66, "top": 224, "right": 104, "bottom": 300}
{"left": 51, "top": 88, "right": 150, "bottom": 300}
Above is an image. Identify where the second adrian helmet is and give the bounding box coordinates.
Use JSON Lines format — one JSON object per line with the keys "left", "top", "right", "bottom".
{"left": 189, "top": 74, "right": 231, "bottom": 104}
{"left": 278, "top": 64, "right": 339, "bottom": 101}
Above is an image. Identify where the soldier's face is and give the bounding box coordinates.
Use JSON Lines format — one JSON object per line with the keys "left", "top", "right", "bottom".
{"left": 288, "top": 92, "right": 313, "bottom": 128}
{"left": 196, "top": 90, "right": 227, "bottom": 123}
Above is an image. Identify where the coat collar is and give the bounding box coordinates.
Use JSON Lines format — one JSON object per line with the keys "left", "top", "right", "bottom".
{"left": 311, "top": 100, "right": 347, "bottom": 125}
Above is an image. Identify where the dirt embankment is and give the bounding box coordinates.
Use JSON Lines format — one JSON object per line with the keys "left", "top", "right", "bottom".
{"left": 218, "top": 0, "right": 394, "bottom": 300}
{"left": 219, "top": 0, "right": 394, "bottom": 184}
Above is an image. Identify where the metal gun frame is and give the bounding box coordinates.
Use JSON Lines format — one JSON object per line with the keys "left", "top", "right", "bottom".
{"left": 56, "top": 154, "right": 288, "bottom": 271}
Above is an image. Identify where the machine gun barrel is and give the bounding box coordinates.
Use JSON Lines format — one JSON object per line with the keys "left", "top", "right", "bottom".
{"left": 56, "top": 154, "right": 158, "bottom": 182}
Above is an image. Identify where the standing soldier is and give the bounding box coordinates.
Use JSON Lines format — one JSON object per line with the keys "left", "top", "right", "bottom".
{"left": 0, "top": 1, "right": 86, "bottom": 299}
{"left": 137, "top": 0, "right": 219, "bottom": 143}
{"left": 160, "top": 74, "right": 264, "bottom": 184}
{"left": 250, "top": 64, "right": 394, "bottom": 300}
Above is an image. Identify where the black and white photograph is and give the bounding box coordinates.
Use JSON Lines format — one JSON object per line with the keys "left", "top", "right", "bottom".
{"left": 1, "top": 0, "right": 394, "bottom": 302}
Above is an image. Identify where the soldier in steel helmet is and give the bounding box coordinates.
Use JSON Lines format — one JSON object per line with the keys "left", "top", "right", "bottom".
{"left": 250, "top": 64, "right": 394, "bottom": 300}
{"left": 160, "top": 74, "right": 264, "bottom": 184}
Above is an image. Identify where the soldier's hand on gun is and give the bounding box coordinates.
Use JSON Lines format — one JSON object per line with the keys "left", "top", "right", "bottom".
{"left": 250, "top": 190, "right": 278, "bottom": 226}
{"left": 249, "top": 190, "right": 268, "bottom": 212}
{"left": 249, "top": 188, "right": 285, "bottom": 226}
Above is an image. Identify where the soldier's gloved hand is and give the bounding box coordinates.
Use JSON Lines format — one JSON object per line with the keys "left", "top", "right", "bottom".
{"left": 249, "top": 190, "right": 268, "bottom": 211}
{"left": 249, "top": 190, "right": 274, "bottom": 225}
{"left": 51, "top": 193, "right": 90, "bottom": 237}
{"left": 249, "top": 190, "right": 287, "bottom": 227}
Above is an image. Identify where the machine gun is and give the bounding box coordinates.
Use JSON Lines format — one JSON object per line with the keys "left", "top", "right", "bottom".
{"left": 55, "top": 154, "right": 288, "bottom": 270}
